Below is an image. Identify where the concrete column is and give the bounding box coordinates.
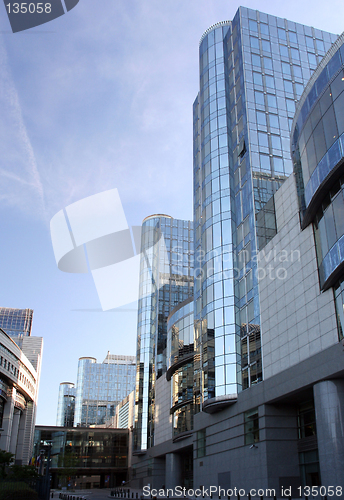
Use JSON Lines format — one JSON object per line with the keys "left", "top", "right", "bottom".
{"left": 15, "top": 408, "right": 28, "bottom": 464}
{"left": 314, "top": 380, "right": 344, "bottom": 487}
{"left": 165, "top": 453, "right": 182, "bottom": 489}
{"left": 9, "top": 408, "right": 21, "bottom": 455}
{"left": 0, "top": 387, "right": 15, "bottom": 452}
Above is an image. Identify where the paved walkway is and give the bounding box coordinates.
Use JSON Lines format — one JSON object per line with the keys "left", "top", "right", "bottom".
{"left": 51, "top": 489, "right": 114, "bottom": 499}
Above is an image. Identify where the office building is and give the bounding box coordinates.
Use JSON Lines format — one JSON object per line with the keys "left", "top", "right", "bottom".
{"left": 56, "top": 382, "right": 76, "bottom": 427}
{"left": 130, "top": 7, "right": 344, "bottom": 494}
{"left": 0, "top": 328, "right": 42, "bottom": 465}
{"left": 34, "top": 426, "right": 129, "bottom": 489}
{"left": 0, "top": 307, "right": 33, "bottom": 339}
{"left": 133, "top": 215, "right": 194, "bottom": 452}
{"left": 56, "top": 353, "right": 136, "bottom": 427}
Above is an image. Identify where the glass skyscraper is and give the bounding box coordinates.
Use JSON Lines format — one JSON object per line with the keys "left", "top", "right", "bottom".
{"left": 0, "top": 308, "right": 33, "bottom": 338}
{"left": 134, "top": 215, "right": 194, "bottom": 451}
{"left": 193, "top": 7, "right": 336, "bottom": 409}
{"left": 131, "top": 7, "right": 344, "bottom": 491}
{"left": 73, "top": 354, "right": 136, "bottom": 427}
{"left": 56, "top": 382, "right": 76, "bottom": 427}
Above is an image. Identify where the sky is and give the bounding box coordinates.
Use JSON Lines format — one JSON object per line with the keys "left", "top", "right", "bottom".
{"left": 0, "top": 0, "right": 343, "bottom": 426}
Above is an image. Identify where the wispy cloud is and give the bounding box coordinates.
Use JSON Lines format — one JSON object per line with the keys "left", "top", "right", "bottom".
{"left": 0, "top": 36, "right": 46, "bottom": 220}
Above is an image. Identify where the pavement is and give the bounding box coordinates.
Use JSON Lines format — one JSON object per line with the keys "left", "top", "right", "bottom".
{"left": 51, "top": 489, "right": 114, "bottom": 499}
{"left": 51, "top": 488, "right": 142, "bottom": 500}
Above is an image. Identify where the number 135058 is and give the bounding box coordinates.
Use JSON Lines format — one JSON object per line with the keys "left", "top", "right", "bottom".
{"left": 6, "top": 3, "right": 52, "bottom": 14}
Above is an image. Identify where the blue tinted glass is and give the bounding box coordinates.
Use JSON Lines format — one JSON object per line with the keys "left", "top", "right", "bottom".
{"left": 282, "top": 62, "right": 291, "bottom": 76}
{"left": 308, "top": 85, "right": 318, "bottom": 109}
{"left": 318, "top": 155, "right": 330, "bottom": 183}
{"left": 328, "top": 139, "right": 341, "bottom": 170}
{"left": 280, "top": 45, "right": 289, "bottom": 58}
{"left": 284, "top": 80, "right": 293, "bottom": 93}
{"left": 257, "top": 111, "right": 266, "bottom": 126}
{"left": 273, "top": 157, "right": 284, "bottom": 172}
{"left": 278, "top": 28, "right": 287, "bottom": 40}
{"left": 260, "top": 154, "right": 270, "bottom": 170}
{"left": 264, "top": 57, "right": 273, "bottom": 70}
{"left": 260, "top": 23, "right": 269, "bottom": 35}
{"left": 316, "top": 67, "right": 329, "bottom": 96}
{"left": 269, "top": 114, "right": 279, "bottom": 128}
{"left": 262, "top": 40, "right": 271, "bottom": 52}
{"left": 290, "top": 48, "right": 300, "bottom": 60}
{"left": 330, "top": 245, "right": 340, "bottom": 270}
{"left": 289, "top": 32, "right": 298, "bottom": 44}
{"left": 265, "top": 75, "right": 275, "bottom": 88}
{"left": 311, "top": 168, "right": 319, "bottom": 193}
{"left": 252, "top": 54, "right": 261, "bottom": 67}
{"left": 267, "top": 94, "right": 277, "bottom": 108}
{"left": 308, "top": 53, "right": 317, "bottom": 66}
{"left": 339, "top": 235, "right": 344, "bottom": 261}
{"left": 250, "top": 37, "right": 259, "bottom": 49}
{"left": 255, "top": 91, "right": 265, "bottom": 105}
{"left": 327, "top": 50, "right": 341, "bottom": 80}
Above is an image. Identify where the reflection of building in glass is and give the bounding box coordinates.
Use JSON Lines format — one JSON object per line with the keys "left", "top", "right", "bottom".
{"left": 56, "top": 382, "right": 75, "bottom": 427}
{"left": 192, "top": 7, "right": 334, "bottom": 408}
{"left": 0, "top": 307, "right": 33, "bottom": 338}
{"left": 59, "top": 353, "right": 136, "bottom": 428}
{"left": 33, "top": 426, "right": 129, "bottom": 489}
{"left": 134, "top": 216, "right": 194, "bottom": 452}
{"left": 131, "top": 7, "right": 344, "bottom": 494}
{"left": 166, "top": 298, "right": 197, "bottom": 439}
{"left": 0, "top": 327, "right": 42, "bottom": 465}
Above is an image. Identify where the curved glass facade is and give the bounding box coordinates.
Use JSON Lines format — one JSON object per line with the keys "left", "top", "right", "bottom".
{"left": 292, "top": 33, "right": 344, "bottom": 290}
{"left": 134, "top": 216, "right": 194, "bottom": 451}
{"left": 193, "top": 7, "right": 332, "bottom": 405}
{"left": 56, "top": 382, "right": 75, "bottom": 427}
{"left": 166, "top": 299, "right": 199, "bottom": 438}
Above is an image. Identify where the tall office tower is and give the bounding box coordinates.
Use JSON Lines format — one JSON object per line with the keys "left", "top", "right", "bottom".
{"left": 193, "top": 7, "right": 336, "bottom": 408}
{"left": 73, "top": 353, "right": 136, "bottom": 427}
{"left": 0, "top": 329, "right": 41, "bottom": 465}
{"left": 0, "top": 308, "right": 33, "bottom": 339}
{"left": 0, "top": 307, "right": 43, "bottom": 466}
{"left": 134, "top": 215, "right": 194, "bottom": 451}
{"left": 130, "top": 7, "right": 344, "bottom": 493}
{"left": 56, "top": 382, "right": 76, "bottom": 427}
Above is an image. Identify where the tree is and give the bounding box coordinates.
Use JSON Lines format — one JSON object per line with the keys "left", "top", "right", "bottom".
{"left": 57, "top": 450, "right": 78, "bottom": 490}
{"left": 0, "top": 449, "right": 14, "bottom": 479}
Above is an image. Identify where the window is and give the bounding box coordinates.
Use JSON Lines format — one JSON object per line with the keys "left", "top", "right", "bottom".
{"left": 253, "top": 72, "right": 263, "bottom": 86}
{"left": 254, "top": 91, "right": 265, "bottom": 106}
{"left": 197, "top": 429, "right": 206, "bottom": 457}
{"left": 298, "top": 401, "right": 316, "bottom": 439}
{"left": 244, "top": 408, "right": 259, "bottom": 444}
{"left": 251, "top": 53, "right": 261, "bottom": 67}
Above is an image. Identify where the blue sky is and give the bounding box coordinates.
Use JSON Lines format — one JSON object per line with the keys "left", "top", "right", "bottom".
{"left": 0, "top": 0, "right": 343, "bottom": 426}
